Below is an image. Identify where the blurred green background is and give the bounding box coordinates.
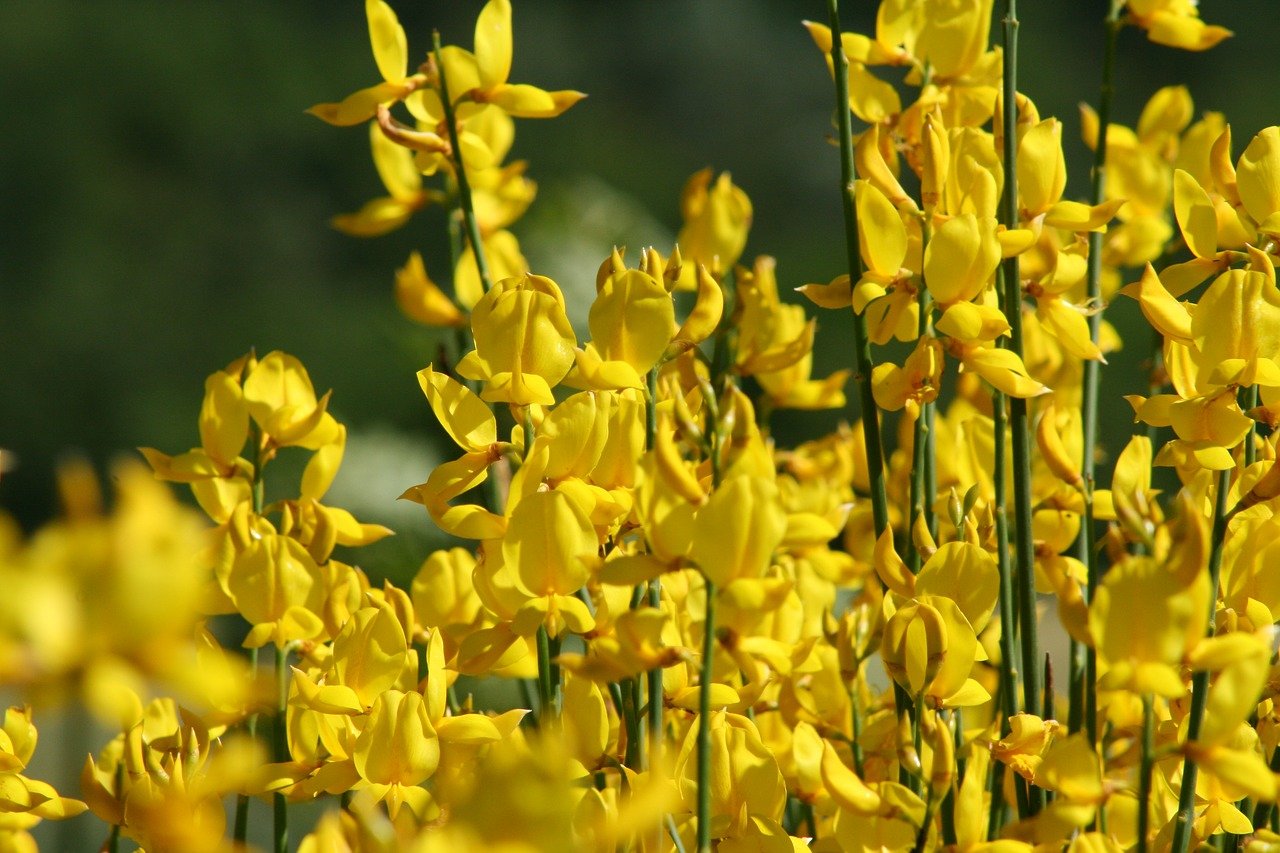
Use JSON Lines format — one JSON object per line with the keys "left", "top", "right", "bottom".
{"left": 3, "top": 0, "right": 1277, "bottom": 582}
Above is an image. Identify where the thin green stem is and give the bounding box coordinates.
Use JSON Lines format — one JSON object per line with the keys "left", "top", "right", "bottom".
{"left": 826, "top": 0, "right": 889, "bottom": 538}
{"left": 1244, "top": 384, "right": 1260, "bottom": 467}
{"left": 987, "top": 757, "right": 1010, "bottom": 837}
{"left": 645, "top": 366, "right": 665, "bottom": 773}
{"left": 235, "top": 429, "right": 268, "bottom": 846}
{"left": 107, "top": 760, "right": 124, "bottom": 853}
{"left": 1078, "top": 2, "right": 1123, "bottom": 752}
{"left": 991, "top": 351, "right": 1021, "bottom": 822}
{"left": 696, "top": 577, "right": 718, "bottom": 853}
{"left": 667, "top": 813, "right": 690, "bottom": 853}
{"left": 999, "top": 6, "right": 1043, "bottom": 810}
{"left": 622, "top": 677, "right": 642, "bottom": 769}
{"left": 1170, "top": 466, "right": 1232, "bottom": 853}
{"left": 432, "top": 31, "right": 492, "bottom": 295}
{"left": 1251, "top": 742, "right": 1280, "bottom": 829}
{"left": 1137, "top": 693, "right": 1155, "bottom": 851}
{"left": 234, "top": 644, "right": 260, "bottom": 842}
{"left": 536, "top": 625, "right": 556, "bottom": 725}
{"left": 849, "top": 673, "right": 866, "bottom": 777}
{"left": 273, "top": 644, "right": 290, "bottom": 853}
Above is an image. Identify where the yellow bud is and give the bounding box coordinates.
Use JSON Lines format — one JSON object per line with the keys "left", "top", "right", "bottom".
{"left": 668, "top": 264, "right": 724, "bottom": 358}
{"left": 881, "top": 601, "right": 948, "bottom": 695}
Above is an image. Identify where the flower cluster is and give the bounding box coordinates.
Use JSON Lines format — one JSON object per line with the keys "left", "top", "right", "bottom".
{"left": 7, "top": 0, "right": 1280, "bottom": 851}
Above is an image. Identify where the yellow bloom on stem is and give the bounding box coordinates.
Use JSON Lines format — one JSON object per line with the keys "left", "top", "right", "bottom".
{"left": 1034, "top": 733, "right": 1108, "bottom": 832}
{"left": 395, "top": 250, "right": 466, "bottom": 328}
{"left": 673, "top": 711, "right": 787, "bottom": 844}
{"left": 504, "top": 490, "right": 597, "bottom": 638}
{"left": 437, "top": 0, "right": 586, "bottom": 118}
{"left": 307, "top": 0, "right": 425, "bottom": 127}
{"left": 677, "top": 169, "right": 753, "bottom": 276}
{"left": 924, "top": 212, "right": 1001, "bottom": 307}
{"left": 243, "top": 350, "right": 336, "bottom": 449}
{"left": 331, "top": 120, "right": 441, "bottom": 237}
{"left": 569, "top": 267, "right": 676, "bottom": 391}
{"left": 735, "top": 257, "right": 819, "bottom": 377}
{"left": 689, "top": 473, "right": 787, "bottom": 590}
{"left": 228, "top": 529, "right": 328, "bottom": 649}
{"left": 352, "top": 689, "right": 439, "bottom": 819}
{"left": 1019, "top": 118, "right": 1125, "bottom": 231}
{"left": 1089, "top": 554, "right": 1201, "bottom": 698}
{"left": 457, "top": 273, "right": 577, "bottom": 405}
{"left": 1125, "top": 0, "right": 1232, "bottom": 52}
{"left": 1182, "top": 632, "right": 1277, "bottom": 804}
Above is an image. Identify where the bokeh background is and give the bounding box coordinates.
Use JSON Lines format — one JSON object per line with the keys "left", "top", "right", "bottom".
{"left": 3, "top": 0, "right": 1276, "bottom": 579}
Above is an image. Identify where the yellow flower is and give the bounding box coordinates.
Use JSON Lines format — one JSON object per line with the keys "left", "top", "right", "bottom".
{"left": 437, "top": 0, "right": 586, "bottom": 118}
{"left": 677, "top": 169, "right": 753, "bottom": 275}
{"left": 457, "top": 273, "right": 578, "bottom": 405}
{"left": 503, "top": 490, "right": 597, "bottom": 638}
{"left": 394, "top": 250, "right": 466, "bottom": 328}
{"left": 1126, "top": 0, "right": 1232, "bottom": 51}
{"left": 352, "top": 690, "right": 439, "bottom": 818}
{"left": 307, "top": 0, "right": 425, "bottom": 126}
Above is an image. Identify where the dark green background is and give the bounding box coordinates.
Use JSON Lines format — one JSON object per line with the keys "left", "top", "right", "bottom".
{"left": 3, "top": 0, "right": 1275, "bottom": 576}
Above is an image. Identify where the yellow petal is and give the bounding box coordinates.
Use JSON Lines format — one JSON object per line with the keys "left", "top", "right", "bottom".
{"left": 366, "top": 0, "right": 407, "bottom": 82}
{"left": 689, "top": 475, "right": 786, "bottom": 587}
{"left": 1237, "top": 127, "right": 1280, "bottom": 231}
{"left": 856, "top": 180, "right": 908, "bottom": 277}
{"left": 396, "top": 251, "right": 466, "bottom": 327}
{"left": 1173, "top": 169, "right": 1219, "bottom": 260}
{"left": 474, "top": 0, "right": 512, "bottom": 89}
{"left": 962, "top": 346, "right": 1049, "bottom": 398}
{"left": 1018, "top": 119, "right": 1066, "bottom": 216}
{"left": 418, "top": 366, "right": 498, "bottom": 452}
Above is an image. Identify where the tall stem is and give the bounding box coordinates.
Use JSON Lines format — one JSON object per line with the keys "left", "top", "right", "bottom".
{"left": 1077, "top": 3, "right": 1124, "bottom": 748}
{"left": 536, "top": 625, "right": 556, "bottom": 725}
{"left": 696, "top": 578, "right": 718, "bottom": 853}
{"left": 1170, "top": 466, "right": 1232, "bottom": 853}
{"left": 273, "top": 644, "right": 290, "bottom": 853}
{"left": 646, "top": 367, "right": 665, "bottom": 772}
{"left": 1137, "top": 693, "right": 1155, "bottom": 851}
{"left": 433, "top": 31, "right": 493, "bottom": 295}
{"left": 235, "top": 426, "right": 268, "bottom": 843}
{"left": 1000, "top": 0, "right": 1043, "bottom": 813}
{"left": 826, "top": 0, "right": 889, "bottom": 538}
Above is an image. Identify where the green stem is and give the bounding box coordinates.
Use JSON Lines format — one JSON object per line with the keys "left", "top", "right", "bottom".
{"left": 849, "top": 672, "right": 866, "bottom": 777}
{"left": 1170, "top": 466, "right": 1232, "bottom": 853}
{"left": 622, "top": 677, "right": 642, "bottom": 768}
{"left": 645, "top": 367, "right": 665, "bottom": 773}
{"left": 432, "top": 31, "right": 492, "bottom": 295}
{"left": 987, "top": 757, "right": 1009, "bottom": 837}
{"left": 826, "top": 0, "right": 889, "bottom": 538}
{"left": 235, "top": 431, "right": 268, "bottom": 846}
{"left": 1244, "top": 385, "right": 1260, "bottom": 467}
{"left": 536, "top": 625, "right": 556, "bottom": 725}
{"left": 999, "top": 6, "right": 1043, "bottom": 812}
{"left": 107, "top": 760, "right": 124, "bottom": 853}
{"left": 667, "top": 813, "right": 690, "bottom": 853}
{"left": 273, "top": 644, "right": 290, "bottom": 853}
{"left": 991, "top": 373, "right": 1021, "bottom": 821}
{"left": 1250, "top": 743, "right": 1280, "bottom": 829}
{"left": 696, "top": 577, "right": 718, "bottom": 853}
{"left": 1137, "top": 693, "right": 1155, "bottom": 852}
{"left": 1078, "top": 2, "right": 1123, "bottom": 752}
